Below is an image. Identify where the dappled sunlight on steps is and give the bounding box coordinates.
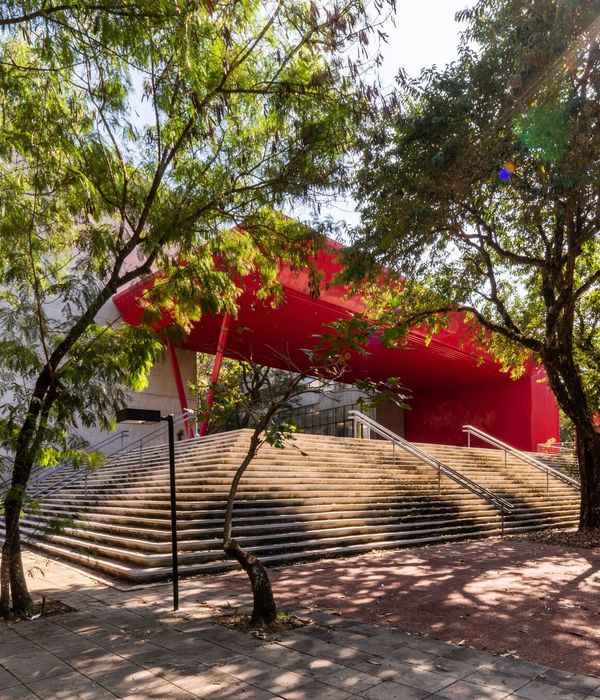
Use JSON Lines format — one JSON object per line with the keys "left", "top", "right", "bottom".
{"left": 2, "top": 430, "right": 580, "bottom": 582}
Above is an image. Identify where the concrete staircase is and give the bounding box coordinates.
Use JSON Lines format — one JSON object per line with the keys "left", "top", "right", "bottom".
{"left": 10, "top": 430, "right": 580, "bottom": 582}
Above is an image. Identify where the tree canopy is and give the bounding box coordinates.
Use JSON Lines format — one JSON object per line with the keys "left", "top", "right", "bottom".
{"left": 0, "top": 0, "right": 393, "bottom": 617}
{"left": 345, "top": 0, "right": 600, "bottom": 527}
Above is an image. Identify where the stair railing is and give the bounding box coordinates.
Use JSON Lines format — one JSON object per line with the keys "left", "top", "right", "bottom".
{"left": 350, "top": 410, "right": 513, "bottom": 534}
{"left": 29, "top": 430, "right": 130, "bottom": 494}
{"left": 463, "top": 425, "right": 580, "bottom": 492}
{"left": 0, "top": 431, "right": 131, "bottom": 501}
{"left": 36, "top": 413, "right": 191, "bottom": 498}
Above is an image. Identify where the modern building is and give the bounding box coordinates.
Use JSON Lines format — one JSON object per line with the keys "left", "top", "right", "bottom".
{"left": 107, "top": 238, "right": 559, "bottom": 453}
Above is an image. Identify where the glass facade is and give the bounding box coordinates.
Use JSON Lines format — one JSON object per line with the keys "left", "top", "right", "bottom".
{"left": 281, "top": 402, "right": 375, "bottom": 438}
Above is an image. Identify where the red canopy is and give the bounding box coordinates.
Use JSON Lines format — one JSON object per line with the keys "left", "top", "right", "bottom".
{"left": 113, "top": 240, "right": 558, "bottom": 450}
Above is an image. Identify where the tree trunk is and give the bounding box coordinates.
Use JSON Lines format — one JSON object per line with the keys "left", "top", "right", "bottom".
{"left": 1, "top": 491, "right": 33, "bottom": 617}
{"left": 0, "top": 539, "right": 11, "bottom": 618}
{"left": 540, "top": 351, "right": 600, "bottom": 531}
{"left": 223, "top": 537, "right": 277, "bottom": 626}
{"left": 577, "top": 430, "right": 600, "bottom": 530}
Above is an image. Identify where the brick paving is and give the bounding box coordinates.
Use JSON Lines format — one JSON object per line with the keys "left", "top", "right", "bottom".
{"left": 219, "top": 538, "right": 600, "bottom": 677}
{"left": 0, "top": 545, "right": 598, "bottom": 699}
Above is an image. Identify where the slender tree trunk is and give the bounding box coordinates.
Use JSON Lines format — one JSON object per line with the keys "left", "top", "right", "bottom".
{"left": 223, "top": 537, "right": 277, "bottom": 626}
{"left": 0, "top": 538, "right": 11, "bottom": 618}
{"left": 577, "top": 430, "right": 600, "bottom": 530}
{"left": 222, "top": 415, "right": 280, "bottom": 627}
{"left": 1, "top": 422, "right": 41, "bottom": 619}
{"left": 1, "top": 491, "right": 33, "bottom": 617}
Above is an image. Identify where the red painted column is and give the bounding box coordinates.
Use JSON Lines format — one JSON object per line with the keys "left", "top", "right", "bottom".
{"left": 167, "top": 342, "right": 192, "bottom": 438}
{"left": 199, "top": 312, "right": 233, "bottom": 436}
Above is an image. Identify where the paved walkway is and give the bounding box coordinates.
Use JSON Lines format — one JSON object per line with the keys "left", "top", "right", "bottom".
{"left": 218, "top": 539, "right": 600, "bottom": 677}
{"left": 0, "top": 548, "right": 598, "bottom": 699}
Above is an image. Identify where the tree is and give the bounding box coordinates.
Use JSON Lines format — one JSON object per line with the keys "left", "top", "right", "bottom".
{"left": 202, "top": 353, "right": 403, "bottom": 628}
{"left": 219, "top": 364, "right": 311, "bottom": 628}
{"left": 344, "top": 0, "right": 600, "bottom": 528}
{"left": 192, "top": 354, "right": 307, "bottom": 431}
{"left": 0, "top": 0, "right": 393, "bottom": 618}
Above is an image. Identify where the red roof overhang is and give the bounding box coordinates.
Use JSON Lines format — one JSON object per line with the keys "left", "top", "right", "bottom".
{"left": 112, "top": 239, "right": 515, "bottom": 393}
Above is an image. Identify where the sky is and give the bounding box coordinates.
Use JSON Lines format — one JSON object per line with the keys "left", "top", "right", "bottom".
{"left": 377, "top": 0, "right": 475, "bottom": 84}
{"left": 308, "top": 0, "right": 477, "bottom": 228}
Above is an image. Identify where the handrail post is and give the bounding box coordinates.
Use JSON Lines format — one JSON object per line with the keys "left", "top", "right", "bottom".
{"left": 462, "top": 424, "right": 579, "bottom": 491}
{"left": 467, "top": 430, "right": 471, "bottom": 448}
{"left": 350, "top": 410, "right": 513, "bottom": 518}
{"left": 501, "top": 510, "right": 504, "bottom": 536}
{"left": 547, "top": 470, "right": 549, "bottom": 493}
{"left": 392, "top": 442, "right": 395, "bottom": 465}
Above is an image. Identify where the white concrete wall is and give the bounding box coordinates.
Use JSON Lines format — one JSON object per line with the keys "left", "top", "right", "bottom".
{"left": 69, "top": 296, "right": 198, "bottom": 452}
{"left": 77, "top": 345, "right": 197, "bottom": 452}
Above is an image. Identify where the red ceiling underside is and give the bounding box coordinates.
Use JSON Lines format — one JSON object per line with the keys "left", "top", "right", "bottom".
{"left": 112, "top": 241, "right": 517, "bottom": 394}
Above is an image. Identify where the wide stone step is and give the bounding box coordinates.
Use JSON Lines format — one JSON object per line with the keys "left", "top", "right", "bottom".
{"left": 24, "top": 528, "right": 506, "bottom": 582}
{"left": 45, "top": 477, "right": 458, "bottom": 496}
{"left": 22, "top": 519, "right": 501, "bottom": 570}
{"left": 22, "top": 506, "right": 499, "bottom": 546}
{"left": 35, "top": 494, "right": 499, "bottom": 518}
{"left": 27, "top": 505, "right": 500, "bottom": 538}
{"left": 34, "top": 498, "right": 578, "bottom": 527}
{"left": 21, "top": 430, "right": 581, "bottom": 582}
{"left": 21, "top": 513, "right": 501, "bottom": 556}
{"left": 32, "top": 502, "right": 498, "bottom": 533}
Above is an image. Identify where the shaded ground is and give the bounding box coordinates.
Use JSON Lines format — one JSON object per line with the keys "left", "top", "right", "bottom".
{"left": 5, "top": 549, "right": 599, "bottom": 698}
{"left": 506, "top": 527, "right": 600, "bottom": 549}
{"left": 218, "top": 538, "right": 600, "bottom": 677}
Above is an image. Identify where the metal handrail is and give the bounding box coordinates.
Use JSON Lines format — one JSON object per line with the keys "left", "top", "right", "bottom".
{"left": 536, "top": 441, "right": 576, "bottom": 455}
{"left": 350, "top": 410, "right": 513, "bottom": 533}
{"left": 0, "top": 431, "right": 131, "bottom": 501}
{"left": 30, "top": 430, "right": 130, "bottom": 491}
{"left": 37, "top": 412, "right": 192, "bottom": 498}
{"left": 463, "top": 425, "right": 580, "bottom": 491}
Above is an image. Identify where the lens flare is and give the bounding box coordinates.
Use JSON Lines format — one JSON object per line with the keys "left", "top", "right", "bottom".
{"left": 498, "top": 162, "right": 516, "bottom": 182}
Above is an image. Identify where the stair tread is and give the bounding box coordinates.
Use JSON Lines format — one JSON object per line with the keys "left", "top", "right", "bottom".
{"left": 19, "top": 430, "right": 579, "bottom": 583}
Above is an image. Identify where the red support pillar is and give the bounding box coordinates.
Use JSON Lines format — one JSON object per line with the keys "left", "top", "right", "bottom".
{"left": 167, "top": 342, "right": 192, "bottom": 438}
{"left": 199, "top": 312, "right": 233, "bottom": 436}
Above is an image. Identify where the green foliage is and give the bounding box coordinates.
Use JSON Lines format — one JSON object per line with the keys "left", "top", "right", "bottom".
{"left": 194, "top": 354, "right": 307, "bottom": 432}
{"left": 347, "top": 0, "right": 600, "bottom": 435}
{"left": 195, "top": 345, "right": 405, "bottom": 446}
{"left": 0, "top": 0, "right": 391, "bottom": 474}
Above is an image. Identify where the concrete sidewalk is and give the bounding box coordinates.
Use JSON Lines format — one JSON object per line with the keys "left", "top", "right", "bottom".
{"left": 1, "top": 550, "right": 599, "bottom": 699}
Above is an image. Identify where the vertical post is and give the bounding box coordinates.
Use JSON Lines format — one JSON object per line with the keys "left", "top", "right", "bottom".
{"left": 199, "top": 313, "right": 233, "bottom": 437}
{"left": 504, "top": 449, "right": 507, "bottom": 469}
{"left": 392, "top": 442, "right": 395, "bottom": 465}
{"left": 546, "top": 470, "right": 549, "bottom": 493}
{"left": 501, "top": 510, "right": 504, "bottom": 536}
{"left": 165, "top": 414, "right": 179, "bottom": 611}
{"left": 467, "top": 431, "right": 471, "bottom": 448}
{"left": 167, "top": 342, "right": 192, "bottom": 438}
{"left": 437, "top": 466, "right": 441, "bottom": 494}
